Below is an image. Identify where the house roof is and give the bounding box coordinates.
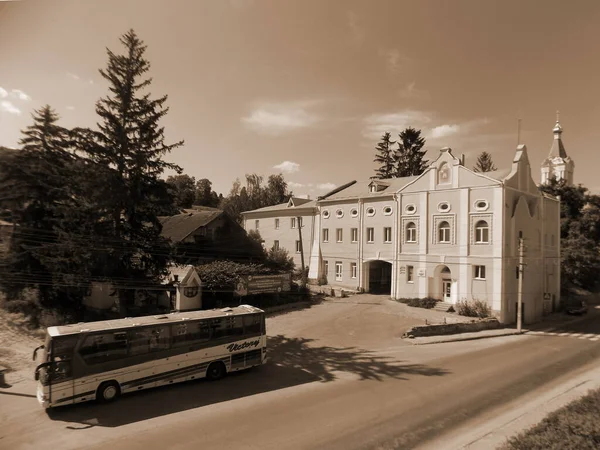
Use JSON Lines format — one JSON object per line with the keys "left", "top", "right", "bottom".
{"left": 321, "top": 176, "right": 420, "bottom": 201}
{"left": 473, "top": 168, "right": 512, "bottom": 182}
{"left": 241, "top": 197, "right": 317, "bottom": 215}
{"left": 159, "top": 209, "right": 223, "bottom": 242}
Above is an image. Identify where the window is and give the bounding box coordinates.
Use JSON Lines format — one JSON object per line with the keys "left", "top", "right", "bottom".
{"left": 551, "top": 234, "right": 555, "bottom": 246}
{"left": 438, "top": 221, "right": 451, "bottom": 243}
{"left": 79, "top": 332, "right": 129, "bottom": 365}
{"left": 324, "top": 260, "right": 329, "bottom": 275}
{"left": 367, "top": 227, "right": 374, "bottom": 243}
{"left": 322, "top": 210, "right": 330, "bottom": 219}
{"left": 351, "top": 228, "right": 358, "bottom": 243}
{"left": 255, "top": 220, "right": 259, "bottom": 230}
{"left": 336, "top": 228, "right": 343, "bottom": 242}
{"left": 351, "top": 262, "right": 357, "bottom": 279}
{"left": 298, "top": 217, "right": 303, "bottom": 228}
{"left": 336, "top": 209, "right": 344, "bottom": 218}
{"left": 406, "top": 222, "right": 417, "bottom": 243}
{"left": 475, "top": 200, "right": 489, "bottom": 211}
{"left": 243, "top": 314, "right": 262, "bottom": 335}
{"left": 212, "top": 316, "right": 244, "bottom": 340}
{"left": 475, "top": 220, "right": 489, "bottom": 243}
{"left": 295, "top": 240, "right": 301, "bottom": 253}
{"left": 474, "top": 265, "right": 486, "bottom": 280}
{"left": 405, "top": 204, "right": 416, "bottom": 215}
{"left": 366, "top": 207, "right": 375, "bottom": 217}
{"left": 407, "top": 265, "right": 414, "bottom": 283}
{"left": 275, "top": 218, "right": 279, "bottom": 229}
{"left": 384, "top": 227, "right": 392, "bottom": 243}
{"left": 273, "top": 240, "right": 279, "bottom": 250}
{"left": 130, "top": 326, "right": 171, "bottom": 355}
{"left": 351, "top": 208, "right": 358, "bottom": 217}
{"left": 291, "top": 217, "right": 296, "bottom": 228}
{"left": 323, "top": 228, "right": 329, "bottom": 242}
{"left": 383, "top": 206, "right": 392, "bottom": 215}
{"left": 438, "top": 202, "right": 451, "bottom": 213}
{"left": 335, "top": 262, "right": 343, "bottom": 281}
{"left": 183, "top": 285, "right": 199, "bottom": 297}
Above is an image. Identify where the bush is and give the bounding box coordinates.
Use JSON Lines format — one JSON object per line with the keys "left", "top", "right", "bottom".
{"left": 456, "top": 299, "right": 492, "bottom": 318}
{"left": 500, "top": 387, "right": 600, "bottom": 450}
{"left": 264, "top": 246, "right": 295, "bottom": 272}
{"left": 317, "top": 273, "right": 328, "bottom": 286}
{"left": 397, "top": 297, "right": 439, "bottom": 309}
{"left": 195, "top": 260, "right": 274, "bottom": 291}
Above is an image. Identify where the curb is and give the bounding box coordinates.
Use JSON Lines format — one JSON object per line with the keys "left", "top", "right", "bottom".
{"left": 406, "top": 330, "right": 524, "bottom": 345}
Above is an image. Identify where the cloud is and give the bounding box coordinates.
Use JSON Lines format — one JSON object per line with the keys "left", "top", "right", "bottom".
{"left": 273, "top": 160, "right": 300, "bottom": 173}
{"left": 0, "top": 87, "right": 7, "bottom": 98}
{"left": 317, "top": 183, "right": 336, "bottom": 191}
{"left": 347, "top": 11, "right": 365, "bottom": 45}
{"left": 379, "top": 49, "right": 411, "bottom": 74}
{"left": 362, "top": 110, "right": 433, "bottom": 140}
{"left": 1, "top": 100, "right": 21, "bottom": 115}
{"left": 67, "top": 72, "right": 80, "bottom": 81}
{"left": 65, "top": 105, "right": 76, "bottom": 111}
{"left": 430, "top": 124, "right": 461, "bottom": 139}
{"left": 10, "top": 89, "right": 31, "bottom": 101}
{"left": 398, "top": 81, "right": 429, "bottom": 100}
{"left": 243, "top": 101, "right": 321, "bottom": 135}
{"left": 287, "top": 181, "right": 304, "bottom": 189}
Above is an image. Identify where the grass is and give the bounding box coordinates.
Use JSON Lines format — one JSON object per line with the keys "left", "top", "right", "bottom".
{"left": 396, "top": 297, "right": 439, "bottom": 309}
{"left": 499, "top": 387, "right": 600, "bottom": 450}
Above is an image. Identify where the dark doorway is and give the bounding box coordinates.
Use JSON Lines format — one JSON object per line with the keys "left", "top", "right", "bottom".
{"left": 369, "top": 261, "right": 392, "bottom": 295}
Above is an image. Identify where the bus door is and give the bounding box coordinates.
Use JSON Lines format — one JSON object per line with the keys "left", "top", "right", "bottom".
{"left": 45, "top": 335, "right": 79, "bottom": 406}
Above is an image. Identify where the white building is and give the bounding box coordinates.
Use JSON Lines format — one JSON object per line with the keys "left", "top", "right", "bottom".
{"left": 243, "top": 145, "right": 561, "bottom": 325}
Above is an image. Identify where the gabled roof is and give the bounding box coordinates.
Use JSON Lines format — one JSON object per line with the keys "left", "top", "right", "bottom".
{"left": 159, "top": 209, "right": 223, "bottom": 242}
{"left": 321, "top": 176, "right": 419, "bottom": 201}
{"left": 241, "top": 198, "right": 317, "bottom": 215}
{"left": 473, "top": 168, "right": 512, "bottom": 182}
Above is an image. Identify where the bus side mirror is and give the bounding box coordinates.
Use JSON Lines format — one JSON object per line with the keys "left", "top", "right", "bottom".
{"left": 33, "top": 345, "right": 44, "bottom": 361}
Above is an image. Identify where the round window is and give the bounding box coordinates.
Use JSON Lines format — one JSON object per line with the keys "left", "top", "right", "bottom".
{"left": 366, "top": 207, "right": 375, "bottom": 216}
{"left": 336, "top": 209, "right": 344, "bottom": 218}
{"left": 475, "top": 200, "right": 489, "bottom": 211}
{"left": 383, "top": 206, "right": 392, "bottom": 215}
{"left": 322, "top": 210, "right": 330, "bottom": 218}
{"left": 350, "top": 208, "right": 358, "bottom": 217}
{"left": 405, "top": 204, "right": 416, "bottom": 215}
{"left": 183, "top": 286, "right": 199, "bottom": 297}
{"left": 438, "top": 202, "right": 451, "bottom": 212}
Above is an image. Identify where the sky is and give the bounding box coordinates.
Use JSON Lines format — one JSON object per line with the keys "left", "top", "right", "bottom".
{"left": 1, "top": 0, "right": 599, "bottom": 197}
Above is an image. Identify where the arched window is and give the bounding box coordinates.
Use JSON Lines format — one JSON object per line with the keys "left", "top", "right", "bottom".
{"left": 475, "top": 220, "right": 489, "bottom": 243}
{"left": 406, "top": 222, "right": 417, "bottom": 243}
{"left": 438, "top": 221, "right": 451, "bottom": 243}
{"left": 183, "top": 285, "right": 199, "bottom": 297}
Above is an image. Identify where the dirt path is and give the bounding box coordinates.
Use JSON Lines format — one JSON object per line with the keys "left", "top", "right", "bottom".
{"left": 0, "top": 312, "right": 44, "bottom": 385}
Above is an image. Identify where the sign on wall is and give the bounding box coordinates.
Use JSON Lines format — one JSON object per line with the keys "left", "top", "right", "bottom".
{"left": 235, "top": 273, "right": 292, "bottom": 296}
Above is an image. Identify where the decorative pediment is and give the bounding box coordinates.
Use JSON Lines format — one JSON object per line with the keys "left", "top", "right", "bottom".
{"left": 368, "top": 180, "right": 390, "bottom": 193}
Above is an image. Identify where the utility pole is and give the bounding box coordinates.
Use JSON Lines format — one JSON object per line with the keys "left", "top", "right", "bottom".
{"left": 517, "top": 237, "right": 525, "bottom": 332}
{"left": 297, "top": 216, "right": 306, "bottom": 288}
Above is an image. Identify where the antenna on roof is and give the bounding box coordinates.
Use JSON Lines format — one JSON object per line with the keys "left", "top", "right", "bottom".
{"left": 517, "top": 117, "right": 522, "bottom": 146}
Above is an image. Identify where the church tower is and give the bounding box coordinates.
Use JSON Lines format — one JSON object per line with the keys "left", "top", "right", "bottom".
{"left": 541, "top": 112, "right": 574, "bottom": 185}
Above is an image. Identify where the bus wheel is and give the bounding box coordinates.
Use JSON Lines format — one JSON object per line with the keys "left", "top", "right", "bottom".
{"left": 97, "top": 381, "right": 121, "bottom": 403}
{"left": 206, "top": 362, "right": 226, "bottom": 381}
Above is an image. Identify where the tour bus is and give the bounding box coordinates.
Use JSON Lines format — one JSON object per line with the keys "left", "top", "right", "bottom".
{"left": 33, "top": 305, "right": 266, "bottom": 408}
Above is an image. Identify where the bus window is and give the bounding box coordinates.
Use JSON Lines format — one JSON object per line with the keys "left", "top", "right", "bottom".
{"left": 213, "top": 316, "right": 244, "bottom": 339}
{"left": 243, "top": 315, "right": 261, "bottom": 335}
{"left": 171, "top": 321, "right": 210, "bottom": 348}
{"left": 46, "top": 335, "right": 79, "bottom": 383}
{"left": 79, "top": 332, "right": 128, "bottom": 365}
{"left": 129, "top": 326, "right": 170, "bottom": 356}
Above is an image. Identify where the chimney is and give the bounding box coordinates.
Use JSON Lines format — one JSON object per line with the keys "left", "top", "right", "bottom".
{"left": 460, "top": 154, "right": 465, "bottom": 166}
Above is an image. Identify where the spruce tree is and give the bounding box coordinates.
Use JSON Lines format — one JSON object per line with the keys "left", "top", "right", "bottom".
{"left": 373, "top": 132, "right": 396, "bottom": 179}
{"left": 82, "top": 29, "right": 183, "bottom": 313}
{"left": 473, "top": 151, "right": 497, "bottom": 173}
{"left": 395, "top": 127, "right": 427, "bottom": 177}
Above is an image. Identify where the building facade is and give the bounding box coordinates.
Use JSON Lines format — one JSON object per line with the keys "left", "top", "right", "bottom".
{"left": 243, "top": 146, "right": 561, "bottom": 325}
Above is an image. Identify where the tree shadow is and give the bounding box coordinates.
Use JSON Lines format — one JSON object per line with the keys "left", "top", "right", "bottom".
{"left": 47, "top": 335, "right": 448, "bottom": 428}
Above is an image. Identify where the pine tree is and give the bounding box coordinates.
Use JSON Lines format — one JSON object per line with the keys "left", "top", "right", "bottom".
{"left": 373, "top": 132, "right": 396, "bottom": 179}
{"left": 0, "top": 106, "right": 87, "bottom": 306}
{"left": 395, "top": 127, "right": 427, "bottom": 177}
{"left": 80, "top": 29, "right": 183, "bottom": 313}
{"left": 473, "top": 151, "right": 497, "bottom": 173}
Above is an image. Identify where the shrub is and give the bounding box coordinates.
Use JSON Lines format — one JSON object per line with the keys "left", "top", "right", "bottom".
{"left": 397, "top": 297, "right": 439, "bottom": 309}
{"left": 195, "top": 260, "right": 273, "bottom": 291}
{"left": 456, "top": 299, "right": 492, "bottom": 318}
{"left": 500, "top": 387, "right": 600, "bottom": 450}
{"left": 264, "top": 246, "right": 295, "bottom": 272}
{"left": 317, "top": 273, "right": 328, "bottom": 286}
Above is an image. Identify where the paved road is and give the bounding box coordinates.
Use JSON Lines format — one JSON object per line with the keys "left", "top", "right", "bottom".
{"left": 1, "top": 297, "right": 599, "bottom": 450}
